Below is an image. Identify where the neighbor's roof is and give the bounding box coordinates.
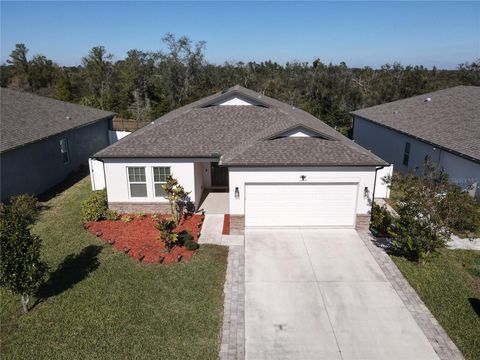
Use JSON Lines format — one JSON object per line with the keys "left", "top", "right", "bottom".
{"left": 95, "top": 85, "right": 387, "bottom": 167}
{"left": 1, "top": 88, "right": 115, "bottom": 153}
{"left": 352, "top": 86, "right": 480, "bottom": 162}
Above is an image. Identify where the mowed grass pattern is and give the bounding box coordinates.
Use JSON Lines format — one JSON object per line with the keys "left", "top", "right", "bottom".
{"left": 1, "top": 177, "right": 228, "bottom": 359}
{"left": 391, "top": 250, "right": 480, "bottom": 360}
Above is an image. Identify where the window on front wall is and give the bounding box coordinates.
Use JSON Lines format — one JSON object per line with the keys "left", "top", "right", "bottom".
{"left": 127, "top": 167, "right": 147, "bottom": 197}
{"left": 153, "top": 167, "right": 171, "bottom": 197}
{"left": 403, "top": 142, "right": 411, "bottom": 166}
{"left": 59, "top": 138, "right": 70, "bottom": 164}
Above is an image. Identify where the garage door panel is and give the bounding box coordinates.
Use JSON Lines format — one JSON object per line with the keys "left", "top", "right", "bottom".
{"left": 245, "top": 184, "right": 357, "bottom": 228}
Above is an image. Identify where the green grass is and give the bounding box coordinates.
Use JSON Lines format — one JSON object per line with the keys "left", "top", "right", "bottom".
{"left": 1, "top": 177, "right": 228, "bottom": 359}
{"left": 391, "top": 250, "right": 480, "bottom": 360}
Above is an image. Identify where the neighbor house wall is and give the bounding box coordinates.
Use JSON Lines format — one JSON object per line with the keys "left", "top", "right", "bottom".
{"left": 353, "top": 116, "right": 480, "bottom": 197}
{"left": 228, "top": 166, "right": 377, "bottom": 216}
{"left": 1, "top": 118, "right": 111, "bottom": 201}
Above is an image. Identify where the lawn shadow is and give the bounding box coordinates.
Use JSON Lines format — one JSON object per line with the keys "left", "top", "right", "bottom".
{"left": 35, "top": 245, "right": 103, "bottom": 304}
{"left": 468, "top": 298, "right": 480, "bottom": 317}
{"left": 38, "top": 167, "right": 89, "bottom": 202}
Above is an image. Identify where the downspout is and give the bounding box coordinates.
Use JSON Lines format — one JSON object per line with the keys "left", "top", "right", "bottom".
{"left": 370, "top": 165, "right": 386, "bottom": 221}
{"left": 90, "top": 158, "right": 96, "bottom": 190}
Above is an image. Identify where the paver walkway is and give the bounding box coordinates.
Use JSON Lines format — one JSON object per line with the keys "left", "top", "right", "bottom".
{"left": 448, "top": 234, "right": 480, "bottom": 250}
{"left": 358, "top": 230, "right": 465, "bottom": 360}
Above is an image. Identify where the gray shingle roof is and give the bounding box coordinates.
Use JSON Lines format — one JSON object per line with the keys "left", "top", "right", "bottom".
{"left": 222, "top": 137, "right": 386, "bottom": 166}
{"left": 352, "top": 86, "right": 480, "bottom": 162}
{"left": 96, "top": 85, "right": 387, "bottom": 167}
{"left": 1, "top": 88, "right": 115, "bottom": 153}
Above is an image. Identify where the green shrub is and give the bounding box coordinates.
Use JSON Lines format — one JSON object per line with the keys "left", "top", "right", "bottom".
{"left": 177, "top": 230, "right": 194, "bottom": 245}
{"left": 9, "top": 194, "right": 39, "bottom": 224}
{"left": 387, "top": 157, "right": 467, "bottom": 263}
{"left": 121, "top": 215, "right": 133, "bottom": 223}
{"left": 442, "top": 188, "right": 480, "bottom": 235}
{"left": 184, "top": 240, "right": 199, "bottom": 251}
{"left": 135, "top": 211, "right": 146, "bottom": 220}
{"left": 0, "top": 202, "right": 48, "bottom": 313}
{"left": 81, "top": 190, "right": 108, "bottom": 222}
{"left": 105, "top": 210, "right": 120, "bottom": 221}
{"left": 370, "top": 203, "right": 396, "bottom": 237}
{"left": 156, "top": 217, "right": 178, "bottom": 252}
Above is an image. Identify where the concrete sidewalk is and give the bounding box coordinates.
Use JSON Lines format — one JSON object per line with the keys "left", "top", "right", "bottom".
{"left": 245, "top": 229, "right": 440, "bottom": 360}
{"left": 199, "top": 214, "right": 244, "bottom": 246}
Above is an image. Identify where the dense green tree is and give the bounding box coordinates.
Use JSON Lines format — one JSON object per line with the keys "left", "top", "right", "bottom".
{"left": 1, "top": 36, "right": 478, "bottom": 134}
{"left": 28, "top": 54, "right": 55, "bottom": 90}
{"left": 7, "top": 43, "right": 30, "bottom": 89}
{"left": 81, "top": 46, "right": 114, "bottom": 109}
{"left": 55, "top": 72, "right": 74, "bottom": 101}
{"left": 0, "top": 203, "right": 47, "bottom": 313}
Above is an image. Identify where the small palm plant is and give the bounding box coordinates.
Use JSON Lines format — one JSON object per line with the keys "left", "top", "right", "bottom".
{"left": 156, "top": 217, "right": 178, "bottom": 253}
{"left": 161, "top": 176, "right": 191, "bottom": 226}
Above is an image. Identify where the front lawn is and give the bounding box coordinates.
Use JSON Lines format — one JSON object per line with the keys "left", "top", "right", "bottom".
{"left": 0, "top": 177, "right": 228, "bottom": 359}
{"left": 391, "top": 250, "right": 480, "bottom": 360}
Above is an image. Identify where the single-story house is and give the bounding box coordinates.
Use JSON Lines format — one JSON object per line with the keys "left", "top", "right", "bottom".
{"left": 92, "top": 85, "right": 388, "bottom": 232}
{"left": 352, "top": 86, "right": 480, "bottom": 198}
{"left": 0, "top": 88, "right": 115, "bottom": 201}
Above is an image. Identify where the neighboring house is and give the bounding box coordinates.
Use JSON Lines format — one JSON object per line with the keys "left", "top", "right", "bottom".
{"left": 0, "top": 88, "right": 115, "bottom": 201}
{"left": 92, "top": 85, "right": 388, "bottom": 232}
{"left": 352, "top": 86, "right": 480, "bottom": 198}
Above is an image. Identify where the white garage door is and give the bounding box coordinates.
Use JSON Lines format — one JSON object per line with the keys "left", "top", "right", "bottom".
{"left": 245, "top": 183, "right": 358, "bottom": 228}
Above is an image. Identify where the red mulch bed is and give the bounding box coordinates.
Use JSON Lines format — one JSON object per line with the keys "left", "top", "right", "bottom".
{"left": 85, "top": 214, "right": 204, "bottom": 264}
{"left": 222, "top": 214, "right": 230, "bottom": 235}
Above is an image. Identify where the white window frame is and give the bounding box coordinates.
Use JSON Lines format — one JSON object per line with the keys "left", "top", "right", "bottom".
{"left": 59, "top": 138, "right": 70, "bottom": 164}
{"left": 152, "top": 166, "right": 171, "bottom": 198}
{"left": 127, "top": 167, "right": 147, "bottom": 198}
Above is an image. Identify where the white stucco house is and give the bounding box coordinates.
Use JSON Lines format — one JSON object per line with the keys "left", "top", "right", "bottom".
{"left": 90, "top": 85, "right": 388, "bottom": 233}
{"left": 352, "top": 86, "right": 480, "bottom": 198}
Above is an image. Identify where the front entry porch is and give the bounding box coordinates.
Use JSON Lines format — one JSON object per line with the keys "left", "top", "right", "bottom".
{"left": 197, "top": 189, "right": 230, "bottom": 214}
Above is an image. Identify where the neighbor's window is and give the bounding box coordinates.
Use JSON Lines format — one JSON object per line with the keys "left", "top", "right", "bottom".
{"left": 403, "top": 142, "right": 411, "bottom": 166}
{"left": 127, "top": 167, "right": 147, "bottom": 197}
{"left": 153, "top": 167, "right": 171, "bottom": 197}
{"left": 59, "top": 138, "right": 70, "bottom": 164}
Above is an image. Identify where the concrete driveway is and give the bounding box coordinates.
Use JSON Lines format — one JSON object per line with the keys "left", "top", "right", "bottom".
{"left": 245, "top": 229, "right": 440, "bottom": 360}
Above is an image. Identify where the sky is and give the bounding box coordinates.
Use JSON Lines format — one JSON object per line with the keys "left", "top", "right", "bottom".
{"left": 1, "top": 1, "right": 479, "bottom": 69}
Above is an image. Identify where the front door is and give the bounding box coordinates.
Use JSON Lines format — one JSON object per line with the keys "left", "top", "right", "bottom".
{"left": 211, "top": 162, "right": 229, "bottom": 187}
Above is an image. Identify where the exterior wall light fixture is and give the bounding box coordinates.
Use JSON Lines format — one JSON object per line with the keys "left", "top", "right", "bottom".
{"left": 300, "top": 175, "right": 307, "bottom": 181}
{"left": 364, "top": 186, "right": 370, "bottom": 198}
{"left": 235, "top": 187, "right": 240, "bottom": 199}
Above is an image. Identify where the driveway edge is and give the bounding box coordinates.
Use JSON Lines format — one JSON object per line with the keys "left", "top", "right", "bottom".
{"left": 219, "top": 245, "right": 245, "bottom": 360}
{"left": 358, "top": 230, "right": 465, "bottom": 360}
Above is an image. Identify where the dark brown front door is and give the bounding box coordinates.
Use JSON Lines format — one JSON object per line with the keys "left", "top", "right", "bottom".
{"left": 211, "top": 162, "right": 229, "bottom": 187}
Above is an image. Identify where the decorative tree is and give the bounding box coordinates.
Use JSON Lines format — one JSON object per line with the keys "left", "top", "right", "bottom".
{"left": 155, "top": 217, "right": 178, "bottom": 253}
{"left": 0, "top": 204, "right": 48, "bottom": 313}
{"left": 386, "top": 156, "right": 478, "bottom": 263}
{"left": 161, "top": 176, "right": 191, "bottom": 225}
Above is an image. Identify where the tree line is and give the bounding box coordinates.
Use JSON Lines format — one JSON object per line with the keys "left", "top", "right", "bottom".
{"left": 1, "top": 33, "right": 479, "bottom": 134}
